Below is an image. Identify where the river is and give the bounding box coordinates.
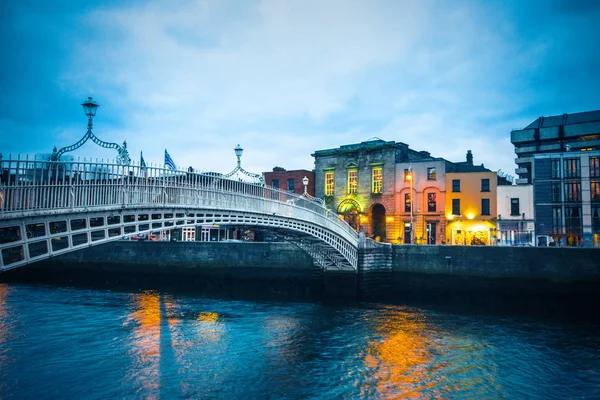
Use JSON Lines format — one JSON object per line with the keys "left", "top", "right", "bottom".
{"left": 0, "top": 281, "right": 598, "bottom": 399}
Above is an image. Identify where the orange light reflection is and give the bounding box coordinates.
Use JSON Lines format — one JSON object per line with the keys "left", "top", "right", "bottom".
{"left": 362, "top": 307, "right": 448, "bottom": 399}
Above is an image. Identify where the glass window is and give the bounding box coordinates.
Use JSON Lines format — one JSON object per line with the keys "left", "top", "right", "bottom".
{"left": 427, "top": 167, "right": 436, "bottom": 180}
{"left": 565, "top": 206, "right": 582, "bottom": 231}
{"left": 481, "top": 198, "right": 490, "bottom": 215}
{"left": 551, "top": 182, "right": 561, "bottom": 202}
{"left": 452, "top": 199, "right": 460, "bottom": 215}
{"left": 591, "top": 157, "right": 600, "bottom": 178}
{"left": 564, "top": 181, "right": 581, "bottom": 202}
{"left": 325, "top": 172, "right": 334, "bottom": 196}
{"left": 372, "top": 168, "right": 382, "bottom": 194}
{"left": 404, "top": 168, "right": 412, "bottom": 182}
{"left": 272, "top": 179, "right": 279, "bottom": 189}
{"left": 552, "top": 206, "right": 562, "bottom": 232}
{"left": 427, "top": 192, "right": 436, "bottom": 212}
{"left": 287, "top": 178, "right": 294, "bottom": 192}
{"left": 452, "top": 180, "right": 460, "bottom": 192}
{"left": 551, "top": 159, "right": 561, "bottom": 179}
{"left": 510, "top": 198, "right": 520, "bottom": 216}
{"left": 404, "top": 193, "right": 412, "bottom": 213}
{"left": 592, "top": 206, "right": 600, "bottom": 234}
{"left": 564, "top": 158, "right": 580, "bottom": 179}
{"left": 591, "top": 181, "right": 600, "bottom": 202}
{"left": 348, "top": 170, "right": 358, "bottom": 194}
{"left": 481, "top": 178, "right": 490, "bottom": 192}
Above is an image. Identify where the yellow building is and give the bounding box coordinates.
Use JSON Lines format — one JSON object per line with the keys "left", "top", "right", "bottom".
{"left": 445, "top": 171, "right": 497, "bottom": 245}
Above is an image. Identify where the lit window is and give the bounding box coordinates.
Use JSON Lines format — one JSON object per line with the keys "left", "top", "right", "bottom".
{"left": 372, "top": 168, "right": 382, "bottom": 193}
{"left": 348, "top": 170, "right": 358, "bottom": 194}
{"left": 564, "top": 158, "right": 580, "bottom": 179}
{"left": 404, "top": 168, "right": 412, "bottom": 182}
{"left": 591, "top": 157, "right": 600, "bottom": 178}
{"left": 427, "top": 167, "right": 436, "bottom": 180}
{"left": 564, "top": 181, "right": 581, "bottom": 202}
{"left": 427, "top": 193, "right": 436, "bottom": 212}
{"left": 592, "top": 181, "right": 600, "bottom": 202}
{"left": 325, "top": 172, "right": 334, "bottom": 196}
{"left": 405, "top": 193, "right": 412, "bottom": 212}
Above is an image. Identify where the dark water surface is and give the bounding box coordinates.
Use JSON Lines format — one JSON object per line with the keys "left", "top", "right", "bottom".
{"left": 1, "top": 281, "right": 599, "bottom": 399}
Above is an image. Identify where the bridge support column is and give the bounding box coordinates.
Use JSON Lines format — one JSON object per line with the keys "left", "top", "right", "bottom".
{"left": 357, "top": 233, "right": 393, "bottom": 300}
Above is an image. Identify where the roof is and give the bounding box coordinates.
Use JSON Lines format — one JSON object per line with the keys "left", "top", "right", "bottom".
{"left": 525, "top": 110, "right": 600, "bottom": 129}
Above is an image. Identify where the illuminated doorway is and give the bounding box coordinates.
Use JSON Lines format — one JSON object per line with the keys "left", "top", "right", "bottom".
{"left": 337, "top": 199, "right": 363, "bottom": 232}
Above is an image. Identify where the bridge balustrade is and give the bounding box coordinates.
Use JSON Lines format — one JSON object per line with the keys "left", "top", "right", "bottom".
{"left": 0, "top": 156, "right": 359, "bottom": 270}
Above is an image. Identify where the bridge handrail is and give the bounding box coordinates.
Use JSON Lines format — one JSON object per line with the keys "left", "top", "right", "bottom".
{"left": 0, "top": 156, "right": 358, "bottom": 243}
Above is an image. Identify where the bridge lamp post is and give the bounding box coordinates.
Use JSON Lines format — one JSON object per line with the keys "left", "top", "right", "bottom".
{"left": 82, "top": 96, "right": 99, "bottom": 130}
{"left": 234, "top": 144, "right": 243, "bottom": 167}
{"left": 303, "top": 176, "right": 309, "bottom": 195}
{"left": 407, "top": 167, "right": 414, "bottom": 244}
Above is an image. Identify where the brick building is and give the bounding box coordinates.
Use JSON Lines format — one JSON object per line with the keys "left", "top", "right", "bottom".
{"left": 263, "top": 167, "right": 315, "bottom": 196}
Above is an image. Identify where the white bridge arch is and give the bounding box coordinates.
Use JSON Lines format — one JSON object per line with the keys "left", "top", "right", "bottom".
{"left": 0, "top": 156, "right": 359, "bottom": 272}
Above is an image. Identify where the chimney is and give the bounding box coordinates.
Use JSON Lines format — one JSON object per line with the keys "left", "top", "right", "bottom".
{"left": 466, "top": 150, "right": 473, "bottom": 166}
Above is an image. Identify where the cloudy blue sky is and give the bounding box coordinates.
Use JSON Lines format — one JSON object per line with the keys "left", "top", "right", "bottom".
{"left": 1, "top": 0, "right": 599, "bottom": 178}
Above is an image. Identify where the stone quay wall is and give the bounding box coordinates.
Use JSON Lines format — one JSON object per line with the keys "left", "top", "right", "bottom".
{"left": 6, "top": 241, "right": 599, "bottom": 299}
{"left": 391, "top": 245, "right": 600, "bottom": 299}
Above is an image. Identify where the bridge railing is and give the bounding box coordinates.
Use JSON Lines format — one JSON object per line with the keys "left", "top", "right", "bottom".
{"left": 0, "top": 156, "right": 358, "bottom": 242}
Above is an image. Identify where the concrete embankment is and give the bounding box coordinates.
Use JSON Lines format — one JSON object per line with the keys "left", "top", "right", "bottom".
{"left": 2, "top": 241, "right": 598, "bottom": 303}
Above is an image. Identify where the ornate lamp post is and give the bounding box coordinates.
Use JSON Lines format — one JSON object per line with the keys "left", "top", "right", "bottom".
{"left": 302, "top": 176, "right": 309, "bottom": 195}
{"left": 407, "top": 167, "right": 414, "bottom": 244}
{"left": 223, "top": 144, "right": 265, "bottom": 185}
{"left": 50, "top": 97, "right": 131, "bottom": 164}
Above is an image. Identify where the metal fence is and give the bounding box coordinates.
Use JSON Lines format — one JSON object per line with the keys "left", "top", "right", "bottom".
{"left": 0, "top": 155, "right": 358, "bottom": 244}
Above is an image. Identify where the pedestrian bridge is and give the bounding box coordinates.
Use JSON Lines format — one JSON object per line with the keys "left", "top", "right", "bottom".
{"left": 0, "top": 157, "right": 360, "bottom": 272}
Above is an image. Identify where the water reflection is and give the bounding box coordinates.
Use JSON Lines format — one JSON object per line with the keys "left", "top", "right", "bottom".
{"left": 124, "top": 290, "right": 164, "bottom": 398}
{"left": 124, "top": 291, "right": 228, "bottom": 399}
{"left": 362, "top": 306, "right": 447, "bottom": 399}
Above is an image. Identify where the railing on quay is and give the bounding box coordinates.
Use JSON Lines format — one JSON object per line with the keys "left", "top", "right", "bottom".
{"left": 0, "top": 155, "right": 358, "bottom": 244}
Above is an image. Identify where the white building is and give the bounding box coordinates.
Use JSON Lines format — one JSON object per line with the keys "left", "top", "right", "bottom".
{"left": 496, "top": 184, "right": 535, "bottom": 246}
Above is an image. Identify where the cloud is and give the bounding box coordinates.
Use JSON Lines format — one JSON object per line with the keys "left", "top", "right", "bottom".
{"left": 1, "top": 0, "right": 597, "bottom": 182}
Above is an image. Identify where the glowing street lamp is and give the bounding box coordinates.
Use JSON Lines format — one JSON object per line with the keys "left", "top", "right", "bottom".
{"left": 407, "top": 167, "right": 414, "bottom": 244}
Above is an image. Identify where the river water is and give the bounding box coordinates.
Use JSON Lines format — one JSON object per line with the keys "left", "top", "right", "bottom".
{"left": 0, "top": 281, "right": 599, "bottom": 399}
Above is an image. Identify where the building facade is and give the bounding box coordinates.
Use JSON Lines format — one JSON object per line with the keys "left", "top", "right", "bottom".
{"left": 531, "top": 150, "right": 600, "bottom": 247}
{"left": 395, "top": 158, "right": 453, "bottom": 244}
{"left": 497, "top": 184, "right": 535, "bottom": 246}
{"left": 312, "top": 139, "right": 430, "bottom": 241}
{"left": 511, "top": 110, "right": 600, "bottom": 247}
{"left": 511, "top": 110, "right": 600, "bottom": 184}
{"left": 445, "top": 171, "right": 498, "bottom": 246}
{"left": 263, "top": 168, "right": 315, "bottom": 196}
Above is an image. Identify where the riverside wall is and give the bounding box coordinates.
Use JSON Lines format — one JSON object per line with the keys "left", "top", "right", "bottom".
{"left": 3, "top": 241, "right": 598, "bottom": 301}
{"left": 391, "top": 245, "right": 600, "bottom": 301}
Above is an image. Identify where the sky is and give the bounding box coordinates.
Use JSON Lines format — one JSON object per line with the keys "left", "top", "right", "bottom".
{"left": 1, "top": 0, "right": 599, "bottom": 180}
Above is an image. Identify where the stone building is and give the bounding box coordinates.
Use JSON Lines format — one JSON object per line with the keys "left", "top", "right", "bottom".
{"left": 312, "top": 139, "right": 431, "bottom": 241}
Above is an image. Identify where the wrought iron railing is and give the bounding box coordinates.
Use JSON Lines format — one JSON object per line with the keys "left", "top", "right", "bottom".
{"left": 0, "top": 155, "right": 358, "bottom": 244}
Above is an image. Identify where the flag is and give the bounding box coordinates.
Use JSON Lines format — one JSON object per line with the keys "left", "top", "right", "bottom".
{"left": 140, "top": 152, "right": 148, "bottom": 178}
{"left": 164, "top": 149, "right": 177, "bottom": 170}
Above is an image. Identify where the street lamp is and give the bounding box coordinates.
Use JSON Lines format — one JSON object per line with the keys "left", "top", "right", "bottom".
{"left": 234, "top": 144, "right": 243, "bottom": 167}
{"left": 50, "top": 96, "right": 130, "bottom": 164}
{"left": 223, "top": 144, "right": 265, "bottom": 185}
{"left": 407, "top": 167, "right": 414, "bottom": 244}
{"left": 302, "top": 176, "right": 309, "bottom": 195}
